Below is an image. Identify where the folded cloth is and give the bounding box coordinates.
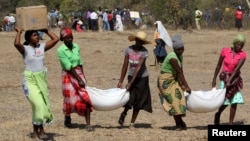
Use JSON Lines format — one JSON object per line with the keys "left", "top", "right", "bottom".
{"left": 86, "top": 86, "right": 130, "bottom": 111}
{"left": 184, "top": 88, "right": 226, "bottom": 113}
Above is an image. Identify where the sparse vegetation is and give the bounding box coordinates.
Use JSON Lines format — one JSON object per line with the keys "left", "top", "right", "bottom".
{"left": 1, "top": 0, "right": 249, "bottom": 30}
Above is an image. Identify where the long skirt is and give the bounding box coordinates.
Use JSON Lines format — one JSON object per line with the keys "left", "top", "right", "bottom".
{"left": 62, "top": 66, "right": 93, "bottom": 116}
{"left": 157, "top": 73, "right": 186, "bottom": 116}
{"left": 23, "top": 69, "right": 53, "bottom": 125}
{"left": 124, "top": 76, "right": 152, "bottom": 113}
{"left": 235, "top": 19, "right": 242, "bottom": 28}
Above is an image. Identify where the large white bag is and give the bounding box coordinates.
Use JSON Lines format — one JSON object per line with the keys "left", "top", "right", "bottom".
{"left": 184, "top": 88, "right": 226, "bottom": 113}
{"left": 86, "top": 86, "right": 130, "bottom": 111}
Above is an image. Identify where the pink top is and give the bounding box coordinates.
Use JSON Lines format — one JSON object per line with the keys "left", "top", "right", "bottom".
{"left": 221, "top": 47, "right": 247, "bottom": 73}
{"left": 235, "top": 10, "right": 243, "bottom": 20}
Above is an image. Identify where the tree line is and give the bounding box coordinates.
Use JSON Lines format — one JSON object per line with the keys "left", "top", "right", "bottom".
{"left": 1, "top": 0, "right": 249, "bottom": 30}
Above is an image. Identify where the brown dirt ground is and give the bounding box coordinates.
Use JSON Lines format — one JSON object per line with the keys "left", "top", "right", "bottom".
{"left": 0, "top": 28, "right": 250, "bottom": 141}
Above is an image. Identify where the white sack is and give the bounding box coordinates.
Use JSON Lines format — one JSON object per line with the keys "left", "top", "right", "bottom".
{"left": 86, "top": 86, "right": 130, "bottom": 111}
{"left": 184, "top": 88, "right": 226, "bottom": 113}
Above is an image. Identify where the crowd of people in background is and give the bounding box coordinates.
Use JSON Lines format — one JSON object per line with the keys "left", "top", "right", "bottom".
{"left": 200, "top": 5, "right": 245, "bottom": 31}
{"left": 1, "top": 7, "right": 146, "bottom": 33}
{"left": 1, "top": 5, "right": 248, "bottom": 32}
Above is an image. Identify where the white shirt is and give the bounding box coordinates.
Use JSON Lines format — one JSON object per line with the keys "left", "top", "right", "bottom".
{"left": 23, "top": 43, "right": 46, "bottom": 72}
{"left": 90, "top": 12, "right": 98, "bottom": 20}
{"left": 8, "top": 16, "right": 15, "bottom": 23}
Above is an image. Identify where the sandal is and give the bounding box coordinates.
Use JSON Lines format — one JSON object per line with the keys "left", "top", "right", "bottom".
{"left": 86, "top": 125, "right": 95, "bottom": 132}
{"left": 118, "top": 112, "right": 127, "bottom": 126}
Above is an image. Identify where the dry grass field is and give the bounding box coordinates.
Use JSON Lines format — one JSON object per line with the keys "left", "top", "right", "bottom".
{"left": 0, "top": 28, "right": 250, "bottom": 141}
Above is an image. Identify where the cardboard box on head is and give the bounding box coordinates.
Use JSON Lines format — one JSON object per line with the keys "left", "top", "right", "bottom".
{"left": 16, "top": 5, "right": 48, "bottom": 31}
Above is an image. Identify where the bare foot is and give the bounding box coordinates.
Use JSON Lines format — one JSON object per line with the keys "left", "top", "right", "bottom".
{"left": 30, "top": 132, "right": 39, "bottom": 140}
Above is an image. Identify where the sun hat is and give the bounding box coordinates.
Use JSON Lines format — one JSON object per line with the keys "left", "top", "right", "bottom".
{"left": 128, "top": 31, "right": 151, "bottom": 44}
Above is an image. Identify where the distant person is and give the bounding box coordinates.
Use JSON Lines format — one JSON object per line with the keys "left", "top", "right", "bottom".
{"left": 14, "top": 27, "right": 59, "bottom": 140}
{"left": 115, "top": 13, "right": 123, "bottom": 32}
{"left": 4, "top": 15, "right": 10, "bottom": 32}
{"left": 102, "top": 9, "right": 110, "bottom": 32}
{"left": 153, "top": 21, "right": 169, "bottom": 65}
{"left": 212, "top": 34, "right": 247, "bottom": 125}
{"left": 108, "top": 10, "right": 114, "bottom": 31}
{"left": 76, "top": 20, "right": 84, "bottom": 32}
{"left": 8, "top": 15, "right": 15, "bottom": 31}
{"left": 90, "top": 10, "right": 98, "bottom": 32}
{"left": 157, "top": 35, "right": 191, "bottom": 130}
{"left": 204, "top": 9, "right": 211, "bottom": 28}
{"left": 194, "top": 7, "right": 202, "bottom": 30}
{"left": 214, "top": 8, "right": 222, "bottom": 29}
{"left": 57, "top": 18, "right": 64, "bottom": 29}
{"left": 57, "top": 28, "right": 94, "bottom": 131}
{"left": 97, "top": 7, "right": 103, "bottom": 32}
{"left": 86, "top": 9, "right": 92, "bottom": 30}
{"left": 117, "top": 31, "right": 153, "bottom": 128}
{"left": 235, "top": 6, "right": 243, "bottom": 32}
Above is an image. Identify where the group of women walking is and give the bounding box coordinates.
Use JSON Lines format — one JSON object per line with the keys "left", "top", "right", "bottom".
{"left": 14, "top": 23, "right": 247, "bottom": 140}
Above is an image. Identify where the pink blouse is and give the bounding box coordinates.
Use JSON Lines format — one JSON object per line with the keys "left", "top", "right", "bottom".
{"left": 221, "top": 47, "right": 247, "bottom": 73}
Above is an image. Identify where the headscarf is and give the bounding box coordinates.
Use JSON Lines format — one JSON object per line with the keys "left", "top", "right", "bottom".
{"left": 154, "top": 21, "right": 173, "bottom": 47}
{"left": 233, "top": 34, "right": 246, "bottom": 44}
{"left": 172, "top": 35, "right": 184, "bottom": 49}
{"left": 60, "top": 28, "right": 72, "bottom": 41}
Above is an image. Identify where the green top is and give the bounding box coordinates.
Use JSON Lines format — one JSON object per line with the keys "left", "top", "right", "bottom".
{"left": 57, "top": 43, "right": 83, "bottom": 71}
{"left": 161, "top": 52, "right": 182, "bottom": 75}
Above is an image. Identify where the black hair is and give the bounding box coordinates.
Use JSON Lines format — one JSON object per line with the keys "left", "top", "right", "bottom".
{"left": 23, "top": 30, "right": 38, "bottom": 45}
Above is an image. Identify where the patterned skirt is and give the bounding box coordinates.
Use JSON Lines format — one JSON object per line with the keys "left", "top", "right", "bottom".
{"left": 62, "top": 66, "right": 93, "bottom": 116}
{"left": 157, "top": 72, "right": 186, "bottom": 116}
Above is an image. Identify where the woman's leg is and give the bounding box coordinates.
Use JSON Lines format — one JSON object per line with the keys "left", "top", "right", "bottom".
{"left": 38, "top": 125, "right": 48, "bottom": 139}
{"left": 173, "top": 115, "right": 187, "bottom": 130}
{"left": 214, "top": 105, "right": 228, "bottom": 125}
{"left": 173, "top": 115, "right": 182, "bottom": 127}
{"left": 64, "top": 115, "right": 72, "bottom": 128}
{"left": 118, "top": 107, "right": 129, "bottom": 125}
{"left": 32, "top": 125, "right": 39, "bottom": 139}
{"left": 85, "top": 105, "right": 91, "bottom": 125}
{"left": 229, "top": 104, "right": 237, "bottom": 125}
{"left": 129, "top": 109, "right": 140, "bottom": 128}
{"left": 39, "top": 125, "right": 45, "bottom": 135}
{"left": 85, "top": 104, "right": 94, "bottom": 131}
{"left": 131, "top": 109, "right": 140, "bottom": 123}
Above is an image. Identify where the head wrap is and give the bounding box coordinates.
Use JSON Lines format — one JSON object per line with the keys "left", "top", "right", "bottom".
{"left": 60, "top": 28, "right": 72, "bottom": 41}
{"left": 237, "top": 6, "right": 242, "bottom": 10}
{"left": 233, "top": 34, "right": 246, "bottom": 44}
{"left": 154, "top": 21, "right": 173, "bottom": 48}
{"left": 172, "top": 35, "right": 184, "bottom": 49}
{"left": 232, "top": 34, "right": 246, "bottom": 48}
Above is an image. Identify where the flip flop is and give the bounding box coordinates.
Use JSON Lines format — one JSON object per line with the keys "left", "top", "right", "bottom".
{"left": 86, "top": 125, "right": 95, "bottom": 132}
